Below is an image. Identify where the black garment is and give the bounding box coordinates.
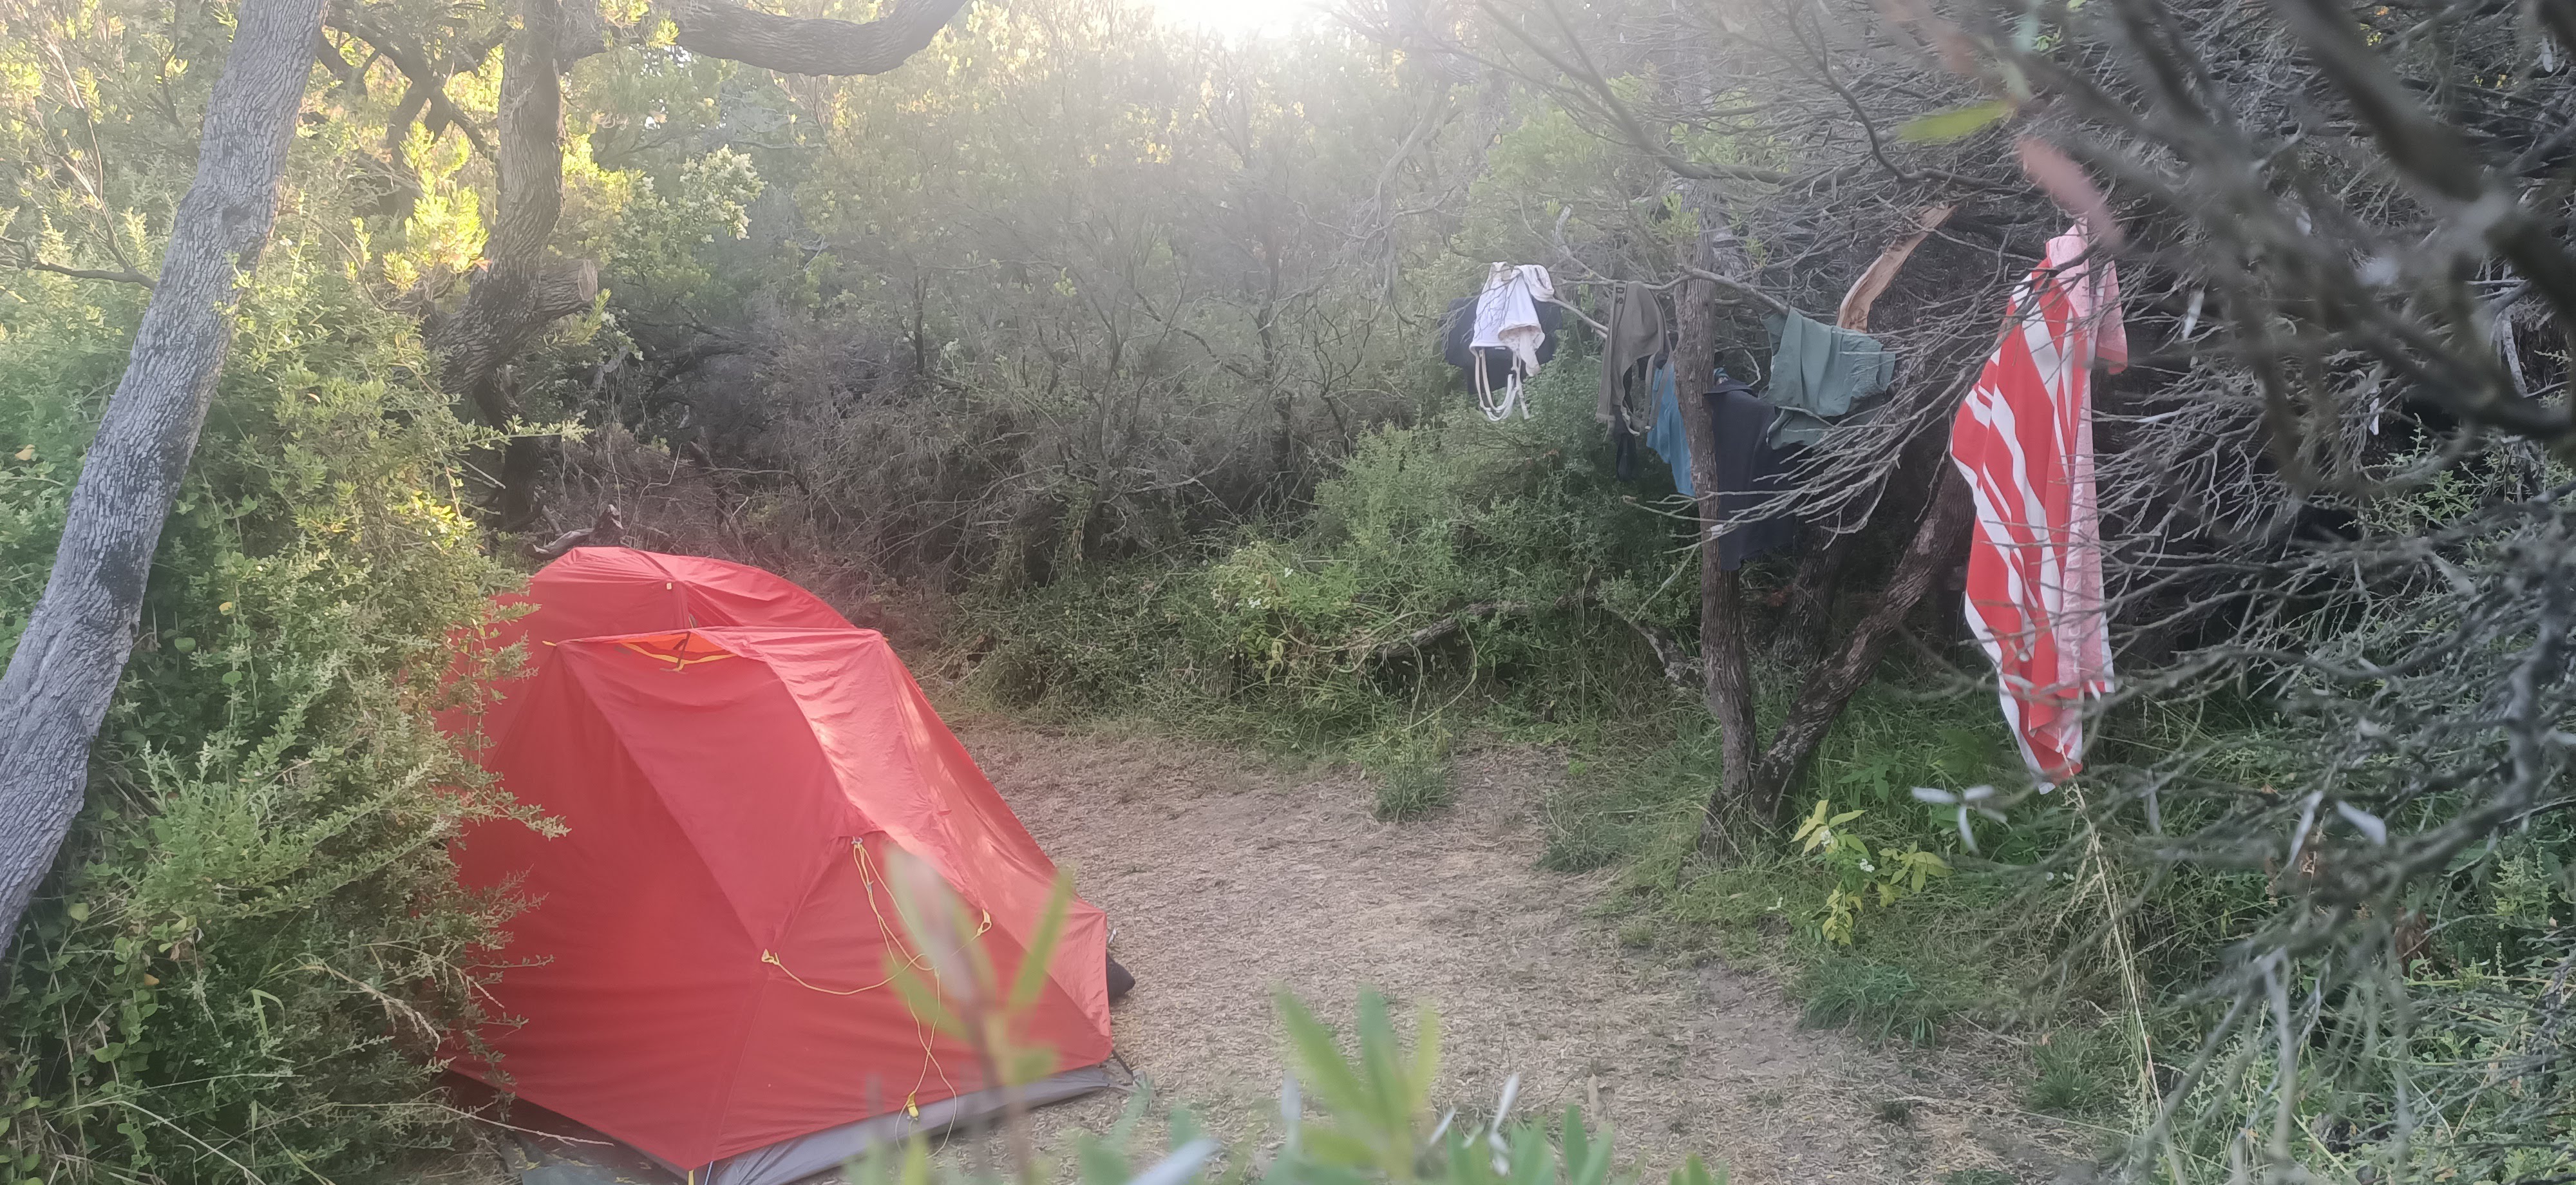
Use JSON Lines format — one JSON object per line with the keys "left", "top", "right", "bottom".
{"left": 1440, "top": 295, "right": 1563, "bottom": 390}
{"left": 1705, "top": 377, "right": 1799, "bottom": 571}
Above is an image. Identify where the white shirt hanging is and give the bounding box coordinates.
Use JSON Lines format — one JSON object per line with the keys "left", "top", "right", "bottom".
{"left": 1468, "top": 263, "right": 1553, "bottom": 420}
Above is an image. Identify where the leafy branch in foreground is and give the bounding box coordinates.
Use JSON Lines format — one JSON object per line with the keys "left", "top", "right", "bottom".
{"left": 848, "top": 984, "right": 1727, "bottom": 1185}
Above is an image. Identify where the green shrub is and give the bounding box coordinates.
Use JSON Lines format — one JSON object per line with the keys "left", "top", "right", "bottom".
{"left": 955, "top": 361, "right": 1689, "bottom": 744}
{"left": 0, "top": 260, "right": 525, "bottom": 1182}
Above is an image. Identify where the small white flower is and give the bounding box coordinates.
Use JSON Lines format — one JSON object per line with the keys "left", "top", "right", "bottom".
{"left": 1859, "top": 860, "right": 1875, "bottom": 873}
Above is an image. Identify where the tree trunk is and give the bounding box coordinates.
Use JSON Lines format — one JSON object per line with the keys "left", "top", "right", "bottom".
{"left": 1745, "top": 464, "right": 1975, "bottom": 819}
{"left": 1671, "top": 205, "right": 1762, "bottom": 857}
{"left": 1776, "top": 525, "right": 1856, "bottom": 667}
{"left": 1675, "top": 278, "right": 1759, "bottom": 856}
{"left": 413, "top": 0, "right": 598, "bottom": 525}
{"left": 0, "top": 0, "right": 325, "bottom": 954}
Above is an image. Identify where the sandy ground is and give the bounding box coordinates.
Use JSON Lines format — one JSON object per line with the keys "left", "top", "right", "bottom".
{"left": 956, "top": 721, "right": 2090, "bottom": 1185}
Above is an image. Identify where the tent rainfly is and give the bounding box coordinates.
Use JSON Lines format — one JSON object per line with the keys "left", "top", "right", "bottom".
{"left": 447, "top": 548, "right": 1116, "bottom": 1185}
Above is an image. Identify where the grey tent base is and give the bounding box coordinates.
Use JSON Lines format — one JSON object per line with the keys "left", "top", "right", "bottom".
{"left": 502, "top": 1065, "right": 1118, "bottom": 1185}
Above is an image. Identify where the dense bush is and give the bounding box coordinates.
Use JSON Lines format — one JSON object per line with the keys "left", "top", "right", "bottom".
{"left": 0, "top": 261, "right": 525, "bottom": 1180}
{"left": 958, "top": 362, "right": 1689, "bottom": 740}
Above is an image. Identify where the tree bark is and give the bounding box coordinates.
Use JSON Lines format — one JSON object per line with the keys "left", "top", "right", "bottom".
{"left": 1744, "top": 464, "right": 1975, "bottom": 820}
{"left": 673, "top": 0, "right": 974, "bottom": 76}
{"left": 408, "top": 0, "right": 601, "bottom": 525}
{"left": 0, "top": 0, "right": 324, "bottom": 954}
{"left": 1776, "top": 525, "right": 1856, "bottom": 668}
{"left": 1671, "top": 204, "right": 1761, "bottom": 857}
{"left": 1675, "top": 281, "right": 1759, "bottom": 855}
{"left": 430, "top": 0, "right": 573, "bottom": 404}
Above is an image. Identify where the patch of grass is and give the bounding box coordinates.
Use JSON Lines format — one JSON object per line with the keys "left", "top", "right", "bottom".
{"left": 1940, "top": 1171, "right": 2018, "bottom": 1185}
{"left": 1795, "top": 954, "right": 1963, "bottom": 1045}
{"left": 2026, "top": 1027, "right": 2128, "bottom": 1118}
{"left": 1535, "top": 672, "right": 2109, "bottom": 1054}
{"left": 1539, "top": 725, "right": 1721, "bottom": 874}
{"left": 1537, "top": 795, "right": 1634, "bottom": 872}
{"left": 1365, "top": 728, "right": 1454, "bottom": 821}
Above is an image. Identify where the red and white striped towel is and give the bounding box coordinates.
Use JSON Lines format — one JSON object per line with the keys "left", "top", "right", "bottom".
{"left": 1949, "top": 222, "right": 2126, "bottom": 782}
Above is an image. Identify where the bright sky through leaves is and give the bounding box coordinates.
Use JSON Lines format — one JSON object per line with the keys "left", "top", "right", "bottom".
{"left": 1142, "top": 0, "right": 1327, "bottom": 36}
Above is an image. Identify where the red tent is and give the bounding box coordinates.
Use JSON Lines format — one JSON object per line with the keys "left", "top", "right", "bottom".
{"left": 450, "top": 549, "right": 1113, "bottom": 1185}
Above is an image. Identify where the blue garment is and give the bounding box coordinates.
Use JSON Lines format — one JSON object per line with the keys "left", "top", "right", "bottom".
{"left": 1642, "top": 360, "right": 1692, "bottom": 496}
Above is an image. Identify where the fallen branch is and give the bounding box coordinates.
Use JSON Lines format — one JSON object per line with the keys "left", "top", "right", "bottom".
{"left": 21, "top": 257, "right": 155, "bottom": 289}
{"left": 526, "top": 504, "right": 624, "bottom": 560}
{"left": 1598, "top": 601, "right": 1697, "bottom": 688}
{"left": 1369, "top": 600, "right": 1538, "bottom": 661}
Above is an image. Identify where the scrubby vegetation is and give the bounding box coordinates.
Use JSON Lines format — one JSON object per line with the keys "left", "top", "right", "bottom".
{"left": 3, "top": 0, "right": 2574, "bottom": 1180}
{"left": 0, "top": 252, "right": 526, "bottom": 1174}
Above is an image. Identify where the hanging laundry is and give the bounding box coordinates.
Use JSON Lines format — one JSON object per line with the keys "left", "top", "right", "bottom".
{"left": 1642, "top": 360, "right": 1692, "bottom": 496}
{"left": 1470, "top": 263, "right": 1556, "bottom": 420}
{"left": 1705, "top": 376, "right": 1799, "bottom": 571}
{"left": 1763, "top": 310, "right": 1896, "bottom": 448}
{"left": 1598, "top": 280, "right": 1668, "bottom": 482}
{"left": 1441, "top": 292, "right": 1559, "bottom": 395}
{"left": 1595, "top": 279, "right": 1669, "bottom": 428}
{"left": 1641, "top": 368, "right": 1794, "bottom": 567}
{"left": 1949, "top": 222, "right": 2126, "bottom": 784}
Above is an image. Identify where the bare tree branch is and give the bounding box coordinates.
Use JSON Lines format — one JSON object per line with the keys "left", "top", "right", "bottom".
{"left": 17, "top": 256, "right": 155, "bottom": 288}
{"left": 672, "top": 0, "right": 974, "bottom": 76}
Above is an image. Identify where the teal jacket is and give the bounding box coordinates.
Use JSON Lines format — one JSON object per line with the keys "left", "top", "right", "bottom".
{"left": 1765, "top": 310, "right": 1895, "bottom": 448}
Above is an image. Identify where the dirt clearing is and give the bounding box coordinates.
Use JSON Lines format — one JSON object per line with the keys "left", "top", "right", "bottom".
{"left": 960, "top": 721, "right": 2087, "bottom": 1185}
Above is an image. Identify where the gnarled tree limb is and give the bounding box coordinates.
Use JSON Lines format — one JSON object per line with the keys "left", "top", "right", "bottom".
{"left": 17, "top": 256, "right": 155, "bottom": 288}
{"left": 527, "top": 504, "right": 625, "bottom": 559}
{"left": 324, "top": 7, "right": 498, "bottom": 160}
{"left": 1746, "top": 465, "right": 1975, "bottom": 817}
{"left": 672, "top": 0, "right": 975, "bottom": 76}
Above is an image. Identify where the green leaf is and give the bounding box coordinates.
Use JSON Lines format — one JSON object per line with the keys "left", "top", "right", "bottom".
{"left": 1669, "top": 1153, "right": 1728, "bottom": 1185}
{"left": 1406, "top": 1004, "right": 1440, "bottom": 1119}
{"left": 1504, "top": 1124, "right": 1551, "bottom": 1185}
{"left": 65, "top": 902, "right": 88, "bottom": 922}
{"left": 1275, "top": 992, "right": 1370, "bottom": 1122}
{"left": 1560, "top": 1107, "right": 1589, "bottom": 1185}
{"left": 1897, "top": 100, "right": 2010, "bottom": 144}
{"left": 1077, "top": 1135, "right": 1132, "bottom": 1185}
{"left": 886, "top": 960, "right": 965, "bottom": 1041}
